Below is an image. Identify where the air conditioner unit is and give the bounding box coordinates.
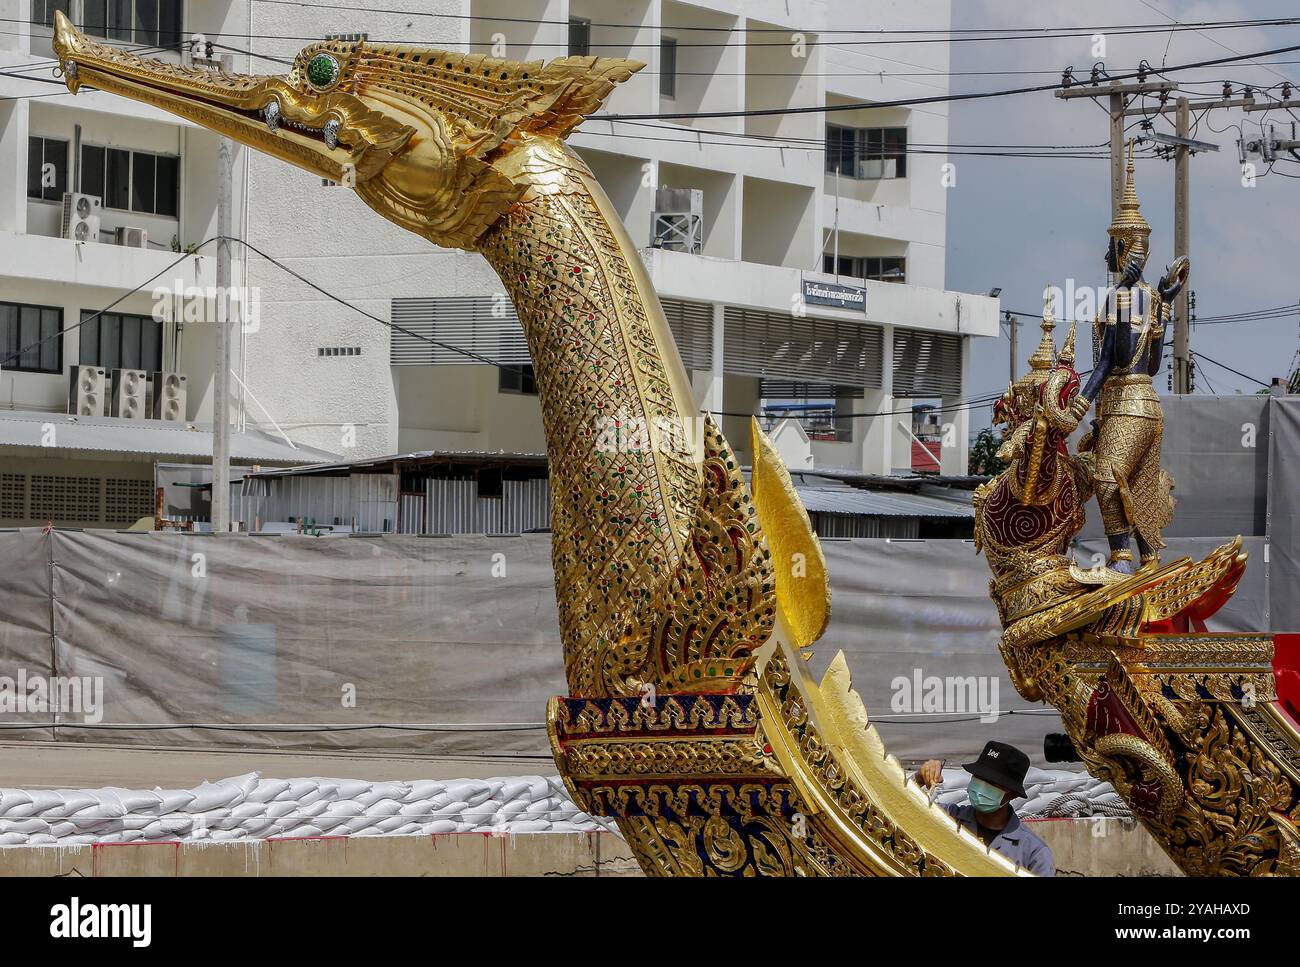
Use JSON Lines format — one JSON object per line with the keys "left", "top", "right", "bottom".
{"left": 856, "top": 158, "right": 897, "bottom": 179}
{"left": 61, "top": 192, "right": 102, "bottom": 243}
{"left": 110, "top": 368, "right": 148, "bottom": 419}
{"left": 115, "top": 226, "right": 148, "bottom": 249}
{"left": 150, "top": 371, "right": 188, "bottom": 422}
{"left": 650, "top": 187, "right": 704, "bottom": 254}
{"left": 67, "top": 365, "right": 106, "bottom": 416}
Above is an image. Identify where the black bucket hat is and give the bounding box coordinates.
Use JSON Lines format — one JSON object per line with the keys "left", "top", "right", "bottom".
{"left": 962, "top": 741, "right": 1030, "bottom": 800}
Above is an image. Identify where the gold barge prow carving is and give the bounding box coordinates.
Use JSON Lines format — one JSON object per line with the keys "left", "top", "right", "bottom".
{"left": 54, "top": 13, "right": 1035, "bottom": 876}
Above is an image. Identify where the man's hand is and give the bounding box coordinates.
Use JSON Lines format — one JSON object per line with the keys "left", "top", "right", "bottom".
{"left": 916, "top": 759, "right": 945, "bottom": 789}
{"left": 1120, "top": 254, "right": 1143, "bottom": 289}
{"left": 1158, "top": 255, "right": 1190, "bottom": 303}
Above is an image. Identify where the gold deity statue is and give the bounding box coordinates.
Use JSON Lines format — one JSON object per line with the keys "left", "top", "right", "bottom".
{"left": 1070, "top": 142, "right": 1188, "bottom": 573}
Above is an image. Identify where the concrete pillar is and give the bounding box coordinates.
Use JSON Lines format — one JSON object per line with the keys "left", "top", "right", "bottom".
{"left": 861, "top": 323, "right": 895, "bottom": 474}
{"left": 698, "top": 301, "right": 725, "bottom": 416}
{"left": 940, "top": 336, "right": 971, "bottom": 475}
{"left": 892, "top": 397, "right": 915, "bottom": 472}
{"left": 0, "top": 98, "right": 31, "bottom": 234}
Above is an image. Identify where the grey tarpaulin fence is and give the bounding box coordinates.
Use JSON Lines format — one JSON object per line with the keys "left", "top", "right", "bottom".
{"left": 0, "top": 524, "right": 1282, "bottom": 766}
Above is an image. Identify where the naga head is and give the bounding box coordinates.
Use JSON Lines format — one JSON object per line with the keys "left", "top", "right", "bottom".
{"left": 52, "top": 12, "right": 640, "bottom": 250}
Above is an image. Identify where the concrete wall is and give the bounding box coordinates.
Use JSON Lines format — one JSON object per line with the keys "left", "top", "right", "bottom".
{"left": 0, "top": 831, "right": 642, "bottom": 877}
{"left": 0, "top": 821, "right": 1183, "bottom": 876}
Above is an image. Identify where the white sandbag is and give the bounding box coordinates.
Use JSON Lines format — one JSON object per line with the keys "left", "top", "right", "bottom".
{"left": 442, "top": 780, "right": 492, "bottom": 808}
{"left": 401, "top": 781, "right": 445, "bottom": 802}
{"left": 2, "top": 818, "right": 49, "bottom": 835}
{"left": 0, "top": 801, "right": 42, "bottom": 819}
{"left": 0, "top": 791, "right": 33, "bottom": 815}
{"left": 356, "top": 783, "right": 409, "bottom": 807}
{"left": 425, "top": 820, "right": 459, "bottom": 834}
{"left": 497, "top": 780, "right": 532, "bottom": 803}
{"left": 0, "top": 832, "right": 26, "bottom": 845}
{"left": 297, "top": 800, "right": 331, "bottom": 820}
{"left": 265, "top": 801, "right": 297, "bottom": 820}
{"left": 246, "top": 779, "right": 291, "bottom": 804}
{"left": 158, "top": 817, "right": 192, "bottom": 837}
{"left": 494, "top": 799, "right": 531, "bottom": 822}
{"left": 26, "top": 834, "right": 56, "bottom": 845}
{"left": 315, "top": 801, "right": 365, "bottom": 832}
{"left": 427, "top": 800, "right": 469, "bottom": 821}
{"left": 24, "top": 790, "right": 66, "bottom": 813}
{"left": 508, "top": 819, "right": 553, "bottom": 833}
{"left": 399, "top": 799, "right": 436, "bottom": 819}
{"left": 274, "top": 824, "right": 323, "bottom": 839}
{"left": 295, "top": 783, "right": 340, "bottom": 809}
{"left": 327, "top": 779, "right": 372, "bottom": 799}
{"left": 187, "top": 781, "right": 243, "bottom": 813}
{"left": 363, "top": 799, "right": 403, "bottom": 818}
{"left": 281, "top": 779, "right": 320, "bottom": 802}
{"left": 230, "top": 802, "right": 267, "bottom": 820}
{"left": 151, "top": 789, "right": 196, "bottom": 814}
{"left": 233, "top": 816, "right": 276, "bottom": 838}
{"left": 45, "top": 792, "right": 98, "bottom": 818}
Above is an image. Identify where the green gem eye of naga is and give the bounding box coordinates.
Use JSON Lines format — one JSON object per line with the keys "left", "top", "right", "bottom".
{"left": 50, "top": 11, "right": 1300, "bottom": 877}
{"left": 306, "top": 53, "right": 340, "bottom": 90}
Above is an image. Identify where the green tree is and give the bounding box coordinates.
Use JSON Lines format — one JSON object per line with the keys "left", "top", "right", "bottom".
{"left": 969, "top": 427, "right": 1005, "bottom": 476}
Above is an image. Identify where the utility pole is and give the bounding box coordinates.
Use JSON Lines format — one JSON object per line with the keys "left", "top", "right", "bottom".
{"left": 1172, "top": 98, "right": 1192, "bottom": 395}
{"left": 211, "top": 54, "right": 234, "bottom": 534}
{"left": 1058, "top": 79, "right": 1179, "bottom": 225}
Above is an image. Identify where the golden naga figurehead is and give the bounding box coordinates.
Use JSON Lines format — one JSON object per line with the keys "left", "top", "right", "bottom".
{"left": 52, "top": 11, "right": 639, "bottom": 250}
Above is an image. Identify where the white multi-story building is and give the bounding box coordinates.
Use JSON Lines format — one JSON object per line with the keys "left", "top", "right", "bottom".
{"left": 0, "top": 0, "right": 997, "bottom": 527}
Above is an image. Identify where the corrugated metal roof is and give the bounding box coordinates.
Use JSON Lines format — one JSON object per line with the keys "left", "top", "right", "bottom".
{"left": 245, "top": 448, "right": 550, "bottom": 477}
{"left": 0, "top": 410, "right": 337, "bottom": 464}
{"left": 794, "top": 485, "right": 973, "bottom": 519}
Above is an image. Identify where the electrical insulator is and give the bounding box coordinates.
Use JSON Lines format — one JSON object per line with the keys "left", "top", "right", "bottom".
{"left": 205, "top": 41, "right": 214, "bottom": 59}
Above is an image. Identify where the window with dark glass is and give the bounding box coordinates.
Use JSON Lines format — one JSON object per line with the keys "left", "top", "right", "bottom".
{"left": 0, "top": 302, "right": 63, "bottom": 374}
{"left": 26, "top": 137, "right": 68, "bottom": 201}
{"left": 30, "top": 0, "right": 70, "bottom": 28}
{"left": 131, "top": 152, "right": 155, "bottom": 213}
{"left": 822, "top": 254, "right": 906, "bottom": 283}
{"left": 660, "top": 37, "right": 677, "bottom": 98}
{"left": 81, "top": 145, "right": 177, "bottom": 216}
{"left": 93, "top": 0, "right": 178, "bottom": 45}
{"left": 82, "top": 0, "right": 107, "bottom": 36}
{"left": 568, "top": 17, "right": 591, "bottom": 56}
{"left": 79, "top": 310, "right": 163, "bottom": 373}
{"left": 823, "top": 125, "right": 908, "bottom": 179}
{"left": 498, "top": 363, "right": 537, "bottom": 395}
{"left": 108, "top": 0, "right": 132, "bottom": 40}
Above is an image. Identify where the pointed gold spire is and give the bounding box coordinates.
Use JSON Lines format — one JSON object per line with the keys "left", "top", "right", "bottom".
{"left": 1107, "top": 139, "right": 1151, "bottom": 267}
{"left": 1058, "top": 319, "right": 1077, "bottom": 367}
{"left": 1028, "top": 291, "right": 1058, "bottom": 373}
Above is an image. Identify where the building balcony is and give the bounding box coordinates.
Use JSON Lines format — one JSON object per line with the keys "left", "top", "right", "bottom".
{"left": 0, "top": 230, "right": 206, "bottom": 291}
{"left": 638, "top": 246, "right": 998, "bottom": 338}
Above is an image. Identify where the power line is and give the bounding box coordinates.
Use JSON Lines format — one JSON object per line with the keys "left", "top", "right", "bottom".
{"left": 1189, "top": 350, "right": 1270, "bottom": 387}
{"left": 224, "top": 4, "right": 1300, "bottom": 39}
{"left": 7, "top": 13, "right": 1300, "bottom": 50}
{"left": 595, "top": 40, "right": 1300, "bottom": 121}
